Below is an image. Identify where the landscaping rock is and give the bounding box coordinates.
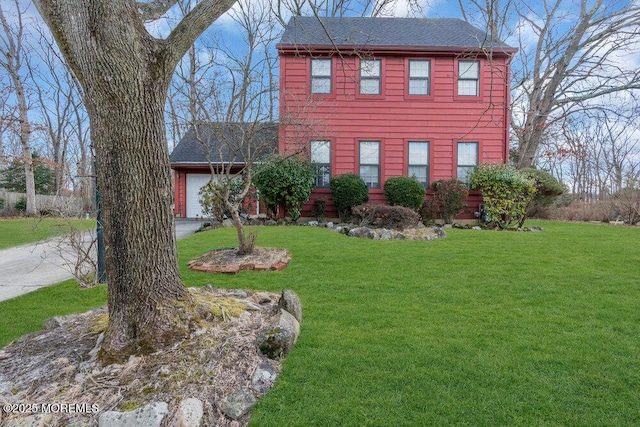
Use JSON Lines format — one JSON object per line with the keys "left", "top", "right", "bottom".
{"left": 348, "top": 227, "right": 378, "bottom": 239}
{"left": 256, "top": 309, "right": 300, "bottom": 359}
{"left": 306, "top": 220, "right": 319, "bottom": 226}
{"left": 279, "top": 289, "right": 302, "bottom": 323}
{"left": 264, "top": 220, "right": 277, "bottom": 226}
{"left": 221, "top": 219, "right": 234, "bottom": 227}
{"left": 98, "top": 402, "right": 168, "bottom": 427}
{"left": 218, "top": 386, "right": 256, "bottom": 420}
{"left": 380, "top": 228, "right": 394, "bottom": 240}
{"left": 251, "top": 362, "right": 278, "bottom": 395}
{"left": 166, "top": 398, "right": 204, "bottom": 427}
{"left": 1, "top": 414, "right": 53, "bottom": 427}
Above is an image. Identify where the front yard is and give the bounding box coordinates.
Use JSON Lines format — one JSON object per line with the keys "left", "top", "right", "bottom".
{"left": 1, "top": 221, "right": 638, "bottom": 425}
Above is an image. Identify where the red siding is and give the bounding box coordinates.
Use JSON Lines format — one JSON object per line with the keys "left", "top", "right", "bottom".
{"left": 280, "top": 49, "right": 512, "bottom": 220}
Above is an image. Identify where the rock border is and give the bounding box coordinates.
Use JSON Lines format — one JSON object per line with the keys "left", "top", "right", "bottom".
{"left": 187, "top": 250, "right": 291, "bottom": 274}
{"left": 0, "top": 289, "right": 303, "bottom": 427}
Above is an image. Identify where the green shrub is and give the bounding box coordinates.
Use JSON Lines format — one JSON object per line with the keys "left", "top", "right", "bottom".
{"left": 469, "top": 163, "right": 537, "bottom": 228}
{"left": 312, "top": 198, "right": 327, "bottom": 221}
{"left": 383, "top": 176, "right": 426, "bottom": 210}
{"left": 352, "top": 204, "right": 420, "bottom": 230}
{"left": 330, "top": 174, "right": 369, "bottom": 221}
{"left": 431, "top": 179, "right": 469, "bottom": 224}
{"left": 14, "top": 196, "right": 27, "bottom": 212}
{"left": 521, "top": 168, "right": 564, "bottom": 217}
{"left": 0, "top": 198, "right": 5, "bottom": 210}
{"left": 253, "top": 155, "right": 316, "bottom": 220}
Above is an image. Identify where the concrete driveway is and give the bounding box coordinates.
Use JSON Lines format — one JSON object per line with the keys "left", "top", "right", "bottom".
{"left": 0, "top": 219, "right": 202, "bottom": 302}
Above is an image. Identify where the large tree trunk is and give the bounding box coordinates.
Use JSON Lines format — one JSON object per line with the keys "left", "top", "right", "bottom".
{"left": 88, "top": 75, "right": 194, "bottom": 360}
{"left": 32, "top": 0, "right": 209, "bottom": 362}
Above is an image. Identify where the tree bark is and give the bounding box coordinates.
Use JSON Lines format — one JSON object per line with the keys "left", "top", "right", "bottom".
{"left": 34, "top": 0, "right": 235, "bottom": 361}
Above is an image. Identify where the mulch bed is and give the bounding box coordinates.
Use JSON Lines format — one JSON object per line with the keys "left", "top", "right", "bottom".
{"left": 188, "top": 247, "right": 291, "bottom": 274}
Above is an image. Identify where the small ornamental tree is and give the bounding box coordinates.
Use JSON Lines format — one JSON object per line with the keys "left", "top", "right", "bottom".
{"left": 431, "top": 179, "right": 469, "bottom": 224}
{"left": 330, "top": 173, "right": 369, "bottom": 221}
{"left": 469, "top": 163, "right": 537, "bottom": 228}
{"left": 198, "top": 177, "right": 251, "bottom": 223}
{"left": 383, "top": 176, "right": 425, "bottom": 211}
{"left": 253, "top": 155, "right": 316, "bottom": 220}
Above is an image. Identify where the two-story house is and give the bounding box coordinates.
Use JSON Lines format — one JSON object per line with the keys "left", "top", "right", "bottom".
{"left": 277, "top": 16, "right": 517, "bottom": 219}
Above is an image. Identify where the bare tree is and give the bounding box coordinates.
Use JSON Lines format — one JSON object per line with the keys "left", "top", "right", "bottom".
{"left": 459, "top": 0, "right": 640, "bottom": 169}
{"left": 29, "top": 30, "right": 80, "bottom": 194}
{"left": 189, "top": 0, "right": 281, "bottom": 254}
{"left": 0, "top": 0, "right": 37, "bottom": 215}
{"left": 33, "top": 0, "right": 236, "bottom": 362}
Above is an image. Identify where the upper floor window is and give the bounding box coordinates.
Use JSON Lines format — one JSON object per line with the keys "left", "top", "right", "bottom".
{"left": 457, "top": 142, "right": 478, "bottom": 184}
{"left": 458, "top": 60, "right": 480, "bottom": 96}
{"left": 408, "top": 141, "right": 429, "bottom": 188}
{"left": 311, "top": 58, "right": 332, "bottom": 94}
{"left": 359, "top": 141, "right": 380, "bottom": 188}
{"left": 408, "top": 60, "right": 430, "bottom": 96}
{"left": 310, "top": 140, "right": 331, "bottom": 188}
{"left": 359, "top": 59, "right": 381, "bottom": 95}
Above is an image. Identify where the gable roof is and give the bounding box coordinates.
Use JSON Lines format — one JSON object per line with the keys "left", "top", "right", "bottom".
{"left": 278, "top": 16, "right": 515, "bottom": 53}
{"left": 170, "top": 122, "right": 278, "bottom": 165}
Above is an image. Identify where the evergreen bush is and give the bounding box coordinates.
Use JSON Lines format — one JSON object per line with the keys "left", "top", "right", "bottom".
{"left": 383, "top": 176, "right": 425, "bottom": 210}
{"left": 329, "top": 174, "right": 369, "bottom": 221}
{"left": 14, "top": 196, "right": 27, "bottom": 212}
{"left": 253, "top": 155, "right": 317, "bottom": 220}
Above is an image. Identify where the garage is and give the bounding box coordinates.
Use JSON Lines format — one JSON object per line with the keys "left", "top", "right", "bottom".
{"left": 185, "top": 173, "right": 213, "bottom": 218}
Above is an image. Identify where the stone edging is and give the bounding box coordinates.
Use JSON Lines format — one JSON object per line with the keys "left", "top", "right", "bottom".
{"left": 187, "top": 250, "right": 291, "bottom": 274}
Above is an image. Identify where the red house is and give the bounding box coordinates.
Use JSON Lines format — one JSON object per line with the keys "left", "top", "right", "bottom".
{"left": 277, "top": 17, "right": 517, "bottom": 220}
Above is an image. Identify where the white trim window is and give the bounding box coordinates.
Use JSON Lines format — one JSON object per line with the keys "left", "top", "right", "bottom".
{"left": 458, "top": 60, "right": 480, "bottom": 96}
{"left": 360, "top": 59, "right": 381, "bottom": 95}
{"left": 311, "top": 58, "right": 332, "bottom": 94}
{"left": 359, "top": 141, "right": 380, "bottom": 188}
{"left": 310, "top": 140, "right": 331, "bottom": 187}
{"left": 408, "top": 60, "right": 430, "bottom": 95}
{"left": 457, "top": 142, "right": 478, "bottom": 184}
{"left": 408, "top": 141, "right": 429, "bottom": 187}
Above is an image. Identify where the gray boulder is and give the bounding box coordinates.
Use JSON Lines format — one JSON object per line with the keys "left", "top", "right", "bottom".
{"left": 98, "top": 402, "right": 168, "bottom": 427}
{"left": 166, "top": 398, "right": 203, "bottom": 427}
{"left": 251, "top": 362, "right": 278, "bottom": 395}
{"left": 218, "top": 387, "right": 256, "bottom": 420}
{"left": 279, "top": 289, "right": 302, "bottom": 323}
{"left": 256, "top": 310, "right": 300, "bottom": 359}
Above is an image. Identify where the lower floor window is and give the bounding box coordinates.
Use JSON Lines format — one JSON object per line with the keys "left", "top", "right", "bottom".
{"left": 457, "top": 142, "right": 478, "bottom": 184}
{"left": 408, "top": 141, "right": 429, "bottom": 187}
{"left": 359, "top": 140, "right": 380, "bottom": 188}
{"left": 310, "top": 140, "right": 331, "bottom": 187}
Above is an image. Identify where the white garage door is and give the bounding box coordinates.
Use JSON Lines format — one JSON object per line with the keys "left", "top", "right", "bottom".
{"left": 186, "top": 174, "right": 213, "bottom": 218}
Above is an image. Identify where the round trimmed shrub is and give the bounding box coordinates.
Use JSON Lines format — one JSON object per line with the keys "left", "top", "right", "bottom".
{"left": 329, "top": 173, "right": 369, "bottom": 221}
{"left": 383, "top": 176, "right": 425, "bottom": 211}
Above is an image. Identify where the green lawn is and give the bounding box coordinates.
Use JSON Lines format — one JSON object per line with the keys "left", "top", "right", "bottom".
{"left": 0, "top": 218, "right": 96, "bottom": 250}
{"left": 1, "top": 221, "right": 639, "bottom": 425}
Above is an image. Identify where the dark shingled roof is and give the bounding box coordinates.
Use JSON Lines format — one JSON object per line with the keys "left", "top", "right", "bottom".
{"left": 278, "top": 16, "right": 514, "bottom": 51}
{"left": 170, "top": 123, "right": 278, "bottom": 165}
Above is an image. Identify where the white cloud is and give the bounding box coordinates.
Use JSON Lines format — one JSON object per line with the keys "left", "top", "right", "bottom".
{"left": 371, "top": 0, "right": 437, "bottom": 17}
